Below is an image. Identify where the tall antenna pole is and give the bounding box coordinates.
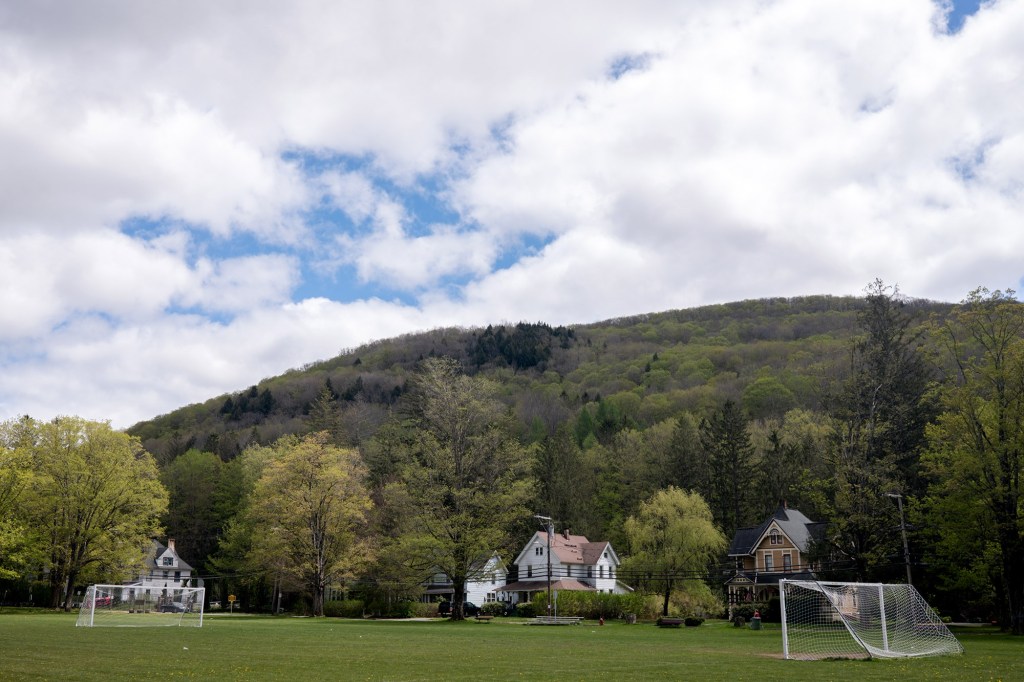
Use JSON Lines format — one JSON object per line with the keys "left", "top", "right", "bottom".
{"left": 885, "top": 493, "right": 912, "bottom": 585}
{"left": 534, "top": 514, "right": 553, "bottom": 615}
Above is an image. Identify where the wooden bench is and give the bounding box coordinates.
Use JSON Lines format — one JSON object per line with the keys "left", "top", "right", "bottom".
{"left": 474, "top": 615, "right": 494, "bottom": 622}
{"left": 529, "top": 616, "right": 583, "bottom": 625}
{"left": 656, "top": 617, "right": 684, "bottom": 628}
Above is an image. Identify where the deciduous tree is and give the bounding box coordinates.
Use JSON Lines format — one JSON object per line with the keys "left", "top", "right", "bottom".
{"left": 384, "top": 358, "right": 533, "bottom": 620}
{"left": 246, "top": 432, "right": 373, "bottom": 616}
{"left": 23, "top": 417, "right": 167, "bottom": 609}
{"left": 622, "top": 487, "right": 726, "bottom": 616}
{"left": 925, "top": 288, "right": 1024, "bottom": 633}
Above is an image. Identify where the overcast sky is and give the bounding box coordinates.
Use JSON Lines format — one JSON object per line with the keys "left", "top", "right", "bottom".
{"left": 0, "top": 0, "right": 1017, "bottom": 428}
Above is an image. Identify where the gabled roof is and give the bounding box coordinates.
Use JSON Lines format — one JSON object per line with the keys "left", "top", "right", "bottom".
{"left": 146, "top": 540, "right": 193, "bottom": 572}
{"left": 514, "top": 531, "right": 620, "bottom": 567}
{"left": 727, "top": 506, "right": 825, "bottom": 556}
{"left": 467, "top": 552, "right": 507, "bottom": 579}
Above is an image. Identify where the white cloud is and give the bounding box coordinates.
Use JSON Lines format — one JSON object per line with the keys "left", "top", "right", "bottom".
{"left": 0, "top": 297, "right": 431, "bottom": 427}
{"left": 1, "top": 0, "right": 1022, "bottom": 427}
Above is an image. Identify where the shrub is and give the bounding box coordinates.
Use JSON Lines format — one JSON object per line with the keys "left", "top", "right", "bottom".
{"left": 668, "top": 581, "right": 724, "bottom": 618}
{"left": 527, "top": 591, "right": 659, "bottom": 621}
{"left": 481, "top": 601, "right": 507, "bottom": 616}
{"left": 324, "top": 599, "right": 364, "bottom": 618}
{"left": 732, "top": 603, "right": 769, "bottom": 621}
{"left": 515, "top": 601, "right": 539, "bottom": 618}
{"left": 684, "top": 617, "right": 704, "bottom": 627}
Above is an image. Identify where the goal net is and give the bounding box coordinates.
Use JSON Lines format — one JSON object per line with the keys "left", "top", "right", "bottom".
{"left": 780, "top": 580, "right": 961, "bottom": 660}
{"left": 76, "top": 584, "right": 205, "bottom": 627}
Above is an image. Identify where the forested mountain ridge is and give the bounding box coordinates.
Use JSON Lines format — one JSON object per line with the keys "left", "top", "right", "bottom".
{"left": 14, "top": 288, "right": 1024, "bottom": 628}
{"left": 130, "top": 294, "right": 946, "bottom": 462}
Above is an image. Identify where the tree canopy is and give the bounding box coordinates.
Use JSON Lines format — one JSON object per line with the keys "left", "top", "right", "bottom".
{"left": 623, "top": 487, "right": 726, "bottom": 616}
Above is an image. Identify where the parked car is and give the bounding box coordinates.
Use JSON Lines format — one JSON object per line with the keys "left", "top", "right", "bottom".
{"left": 209, "top": 600, "right": 221, "bottom": 609}
{"left": 158, "top": 602, "right": 189, "bottom": 613}
{"left": 438, "top": 601, "right": 481, "bottom": 617}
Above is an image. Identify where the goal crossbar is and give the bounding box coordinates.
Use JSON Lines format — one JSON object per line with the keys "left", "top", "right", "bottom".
{"left": 780, "top": 579, "right": 961, "bottom": 660}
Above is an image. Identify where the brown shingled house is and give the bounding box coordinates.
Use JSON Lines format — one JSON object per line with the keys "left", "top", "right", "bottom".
{"left": 724, "top": 505, "right": 826, "bottom": 616}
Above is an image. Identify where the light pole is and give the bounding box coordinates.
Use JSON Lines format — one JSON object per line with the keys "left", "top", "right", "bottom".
{"left": 885, "top": 493, "right": 912, "bottom": 585}
{"left": 534, "top": 514, "right": 553, "bottom": 615}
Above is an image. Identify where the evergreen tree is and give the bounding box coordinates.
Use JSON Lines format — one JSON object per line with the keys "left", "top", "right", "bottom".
{"left": 699, "top": 400, "right": 754, "bottom": 539}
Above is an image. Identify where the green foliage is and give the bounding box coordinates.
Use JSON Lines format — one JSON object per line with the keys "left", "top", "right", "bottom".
{"left": 623, "top": 487, "right": 726, "bottom": 616}
{"left": 529, "top": 590, "right": 658, "bottom": 620}
{"left": 924, "top": 288, "right": 1024, "bottom": 633}
{"left": 245, "top": 432, "right": 373, "bottom": 616}
{"left": 383, "top": 358, "right": 534, "bottom": 620}
{"left": 16, "top": 417, "right": 167, "bottom": 609}
{"left": 480, "top": 600, "right": 507, "bottom": 616}
{"left": 323, "top": 599, "right": 365, "bottom": 618}
{"left": 699, "top": 400, "right": 755, "bottom": 538}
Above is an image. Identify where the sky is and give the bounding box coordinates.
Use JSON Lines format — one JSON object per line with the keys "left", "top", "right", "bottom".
{"left": 0, "top": 0, "right": 1019, "bottom": 428}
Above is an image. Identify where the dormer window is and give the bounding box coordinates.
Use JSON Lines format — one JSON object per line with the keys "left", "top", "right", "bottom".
{"left": 535, "top": 547, "right": 543, "bottom": 556}
{"left": 162, "top": 556, "right": 174, "bottom": 566}
{"left": 770, "top": 530, "right": 781, "bottom": 545}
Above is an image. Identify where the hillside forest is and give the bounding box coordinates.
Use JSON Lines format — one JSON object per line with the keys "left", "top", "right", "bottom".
{"left": 2, "top": 281, "right": 1023, "bottom": 632}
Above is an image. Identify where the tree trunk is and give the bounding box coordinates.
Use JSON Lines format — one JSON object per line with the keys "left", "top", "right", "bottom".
{"left": 451, "top": 577, "right": 467, "bottom": 621}
{"left": 662, "top": 579, "right": 673, "bottom": 617}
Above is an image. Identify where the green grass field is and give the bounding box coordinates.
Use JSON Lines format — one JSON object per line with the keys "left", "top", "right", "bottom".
{"left": 0, "top": 612, "right": 1020, "bottom": 681}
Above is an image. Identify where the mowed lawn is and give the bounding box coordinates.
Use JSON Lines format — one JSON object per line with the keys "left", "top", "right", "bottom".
{"left": 1, "top": 612, "right": 1020, "bottom": 682}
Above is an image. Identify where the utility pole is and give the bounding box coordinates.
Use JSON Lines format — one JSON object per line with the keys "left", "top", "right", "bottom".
{"left": 534, "top": 514, "right": 553, "bottom": 616}
{"left": 885, "top": 493, "right": 912, "bottom": 585}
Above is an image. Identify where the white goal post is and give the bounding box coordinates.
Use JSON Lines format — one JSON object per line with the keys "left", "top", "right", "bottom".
{"left": 779, "top": 579, "right": 961, "bottom": 660}
{"left": 76, "top": 584, "right": 205, "bottom": 627}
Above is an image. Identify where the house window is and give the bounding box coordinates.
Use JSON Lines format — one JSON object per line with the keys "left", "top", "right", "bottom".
{"left": 770, "top": 530, "right": 781, "bottom": 545}
{"left": 174, "top": 571, "right": 181, "bottom": 582}
{"left": 599, "top": 565, "right": 605, "bottom": 578}
{"left": 587, "top": 566, "right": 593, "bottom": 578}
{"left": 567, "top": 565, "right": 572, "bottom": 577}
{"left": 527, "top": 565, "right": 533, "bottom": 578}
{"left": 162, "top": 557, "right": 173, "bottom": 566}
{"left": 764, "top": 554, "right": 774, "bottom": 572}
{"left": 163, "top": 571, "right": 169, "bottom": 580}
{"left": 535, "top": 547, "right": 543, "bottom": 556}
{"left": 783, "top": 554, "right": 792, "bottom": 572}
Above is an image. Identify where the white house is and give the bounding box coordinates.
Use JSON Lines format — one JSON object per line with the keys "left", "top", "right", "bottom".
{"left": 495, "top": 530, "right": 631, "bottom": 604}
{"left": 127, "top": 538, "right": 194, "bottom": 592}
{"left": 420, "top": 553, "right": 507, "bottom": 605}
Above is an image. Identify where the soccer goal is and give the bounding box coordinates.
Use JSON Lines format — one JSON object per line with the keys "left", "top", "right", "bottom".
{"left": 76, "top": 584, "right": 204, "bottom": 627}
{"left": 779, "top": 579, "right": 961, "bottom": 660}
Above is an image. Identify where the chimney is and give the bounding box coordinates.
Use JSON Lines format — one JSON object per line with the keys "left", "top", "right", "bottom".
{"left": 168, "top": 538, "right": 176, "bottom": 552}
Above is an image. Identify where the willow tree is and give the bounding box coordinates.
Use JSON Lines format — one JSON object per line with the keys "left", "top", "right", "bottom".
{"left": 246, "top": 432, "right": 372, "bottom": 616}
{"left": 384, "top": 357, "right": 533, "bottom": 620}
{"left": 22, "top": 417, "right": 167, "bottom": 609}
{"left": 623, "top": 487, "right": 726, "bottom": 617}
{"left": 925, "top": 288, "right": 1024, "bottom": 634}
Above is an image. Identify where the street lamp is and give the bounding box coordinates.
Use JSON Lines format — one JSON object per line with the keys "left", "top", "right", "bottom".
{"left": 885, "top": 493, "right": 912, "bottom": 585}
{"left": 534, "top": 514, "right": 553, "bottom": 615}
